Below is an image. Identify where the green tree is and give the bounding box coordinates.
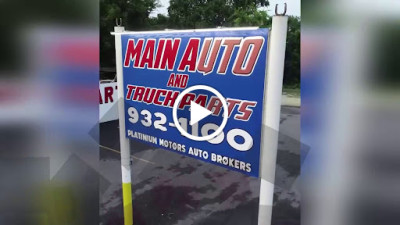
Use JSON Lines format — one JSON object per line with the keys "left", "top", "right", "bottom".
{"left": 231, "top": 11, "right": 300, "bottom": 86}
{"left": 283, "top": 16, "right": 300, "bottom": 86}
{"left": 100, "top": 0, "right": 159, "bottom": 68}
{"left": 100, "top": 0, "right": 299, "bottom": 86}
{"left": 148, "top": 14, "right": 170, "bottom": 30}
{"left": 168, "top": 0, "right": 268, "bottom": 28}
{"left": 231, "top": 5, "right": 270, "bottom": 27}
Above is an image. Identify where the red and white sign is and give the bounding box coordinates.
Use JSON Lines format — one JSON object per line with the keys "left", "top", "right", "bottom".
{"left": 99, "top": 82, "right": 118, "bottom": 122}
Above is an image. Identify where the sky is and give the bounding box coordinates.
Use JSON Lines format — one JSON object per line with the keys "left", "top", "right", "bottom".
{"left": 150, "top": 0, "right": 301, "bottom": 17}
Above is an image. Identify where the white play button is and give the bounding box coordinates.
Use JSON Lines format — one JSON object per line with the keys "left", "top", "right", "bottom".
{"left": 190, "top": 101, "right": 212, "bottom": 126}
{"left": 173, "top": 85, "right": 228, "bottom": 141}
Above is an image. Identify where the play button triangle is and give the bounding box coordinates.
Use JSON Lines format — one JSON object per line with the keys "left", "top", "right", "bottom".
{"left": 190, "top": 101, "right": 213, "bottom": 126}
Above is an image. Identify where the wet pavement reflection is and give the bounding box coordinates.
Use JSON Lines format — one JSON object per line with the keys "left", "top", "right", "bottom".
{"left": 99, "top": 106, "right": 300, "bottom": 225}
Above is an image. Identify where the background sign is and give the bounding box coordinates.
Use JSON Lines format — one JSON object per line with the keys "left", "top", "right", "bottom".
{"left": 99, "top": 82, "right": 118, "bottom": 122}
{"left": 121, "top": 29, "right": 268, "bottom": 177}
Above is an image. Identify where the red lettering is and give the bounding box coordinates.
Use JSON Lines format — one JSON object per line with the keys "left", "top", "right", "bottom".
{"left": 166, "top": 74, "right": 188, "bottom": 89}
{"left": 178, "top": 38, "right": 200, "bottom": 72}
{"left": 235, "top": 101, "right": 257, "bottom": 121}
{"left": 207, "top": 96, "right": 223, "bottom": 116}
{"left": 194, "top": 94, "right": 207, "bottom": 107}
{"left": 173, "top": 74, "right": 182, "bottom": 87}
{"left": 198, "top": 38, "right": 222, "bottom": 75}
{"left": 126, "top": 85, "right": 136, "bottom": 100}
{"left": 132, "top": 86, "right": 145, "bottom": 101}
{"left": 154, "top": 39, "right": 165, "bottom": 69}
{"left": 163, "top": 91, "right": 179, "bottom": 107}
{"left": 233, "top": 37, "right": 264, "bottom": 75}
{"left": 143, "top": 88, "right": 156, "bottom": 104}
{"left": 161, "top": 39, "right": 181, "bottom": 70}
{"left": 124, "top": 39, "right": 144, "bottom": 67}
{"left": 139, "top": 39, "right": 155, "bottom": 68}
{"left": 166, "top": 73, "right": 175, "bottom": 87}
{"left": 99, "top": 90, "right": 103, "bottom": 104}
{"left": 218, "top": 38, "right": 241, "bottom": 74}
{"left": 226, "top": 99, "right": 241, "bottom": 117}
{"left": 180, "top": 75, "right": 189, "bottom": 88}
{"left": 154, "top": 89, "right": 167, "bottom": 105}
{"left": 104, "top": 87, "right": 113, "bottom": 103}
{"left": 179, "top": 93, "right": 196, "bottom": 109}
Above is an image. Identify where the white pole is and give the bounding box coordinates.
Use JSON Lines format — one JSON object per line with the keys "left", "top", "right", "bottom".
{"left": 258, "top": 15, "right": 288, "bottom": 225}
{"left": 114, "top": 26, "right": 134, "bottom": 225}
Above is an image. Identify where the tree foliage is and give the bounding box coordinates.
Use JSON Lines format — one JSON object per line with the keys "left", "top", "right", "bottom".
{"left": 100, "top": 0, "right": 300, "bottom": 86}
{"left": 284, "top": 16, "right": 300, "bottom": 86}
{"left": 100, "top": 0, "right": 159, "bottom": 67}
{"left": 168, "top": 0, "right": 268, "bottom": 28}
{"left": 231, "top": 5, "right": 270, "bottom": 27}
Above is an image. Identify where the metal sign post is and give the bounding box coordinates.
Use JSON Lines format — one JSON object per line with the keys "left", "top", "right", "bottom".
{"left": 114, "top": 25, "right": 134, "bottom": 225}
{"left": 258, "top": 13, "right": 289, "bottom": 225}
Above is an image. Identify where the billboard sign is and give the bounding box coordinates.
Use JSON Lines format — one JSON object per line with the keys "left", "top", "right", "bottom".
{"left": 120, "top": 29, "right": 268, "bottom": 177}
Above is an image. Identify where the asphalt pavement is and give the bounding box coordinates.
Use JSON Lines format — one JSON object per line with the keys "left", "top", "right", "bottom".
{"left": 99, "top": 106, "right": 300, "bottom": 225}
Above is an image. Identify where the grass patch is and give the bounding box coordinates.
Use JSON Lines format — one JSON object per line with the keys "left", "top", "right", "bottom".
{"left": 282, "top": 85, "right": 300, "bottom": 97}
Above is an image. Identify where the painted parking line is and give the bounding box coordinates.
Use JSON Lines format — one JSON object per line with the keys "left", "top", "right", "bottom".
{"left": 99, "top": 144, "right": 156, "bottom": 165}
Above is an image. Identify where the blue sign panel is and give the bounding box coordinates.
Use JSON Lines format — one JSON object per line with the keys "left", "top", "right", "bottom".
{"left": 121, "top": 29, "right": 268, "bottom": 177}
